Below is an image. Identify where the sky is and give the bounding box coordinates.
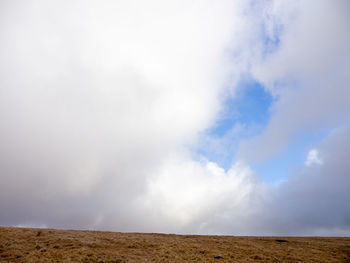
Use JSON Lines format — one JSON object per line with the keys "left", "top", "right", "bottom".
{"left": 0, "top": 0, "right": 349, "bottom": 236}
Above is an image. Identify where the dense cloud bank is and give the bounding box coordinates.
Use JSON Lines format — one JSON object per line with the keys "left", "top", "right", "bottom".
{"left": 0, "top": 0, "right": 349, "bottom": 235}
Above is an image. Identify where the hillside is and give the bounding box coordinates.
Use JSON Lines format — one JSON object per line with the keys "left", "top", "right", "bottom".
{"left": 0, "top": 227, "right": 349, "bottom": 262}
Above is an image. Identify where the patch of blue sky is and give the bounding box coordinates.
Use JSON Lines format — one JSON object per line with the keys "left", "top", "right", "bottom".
{"left": 252, "top": 129, "right": 330, "bottom": 185}
{"left": 195, "top": 79, "right": 274, "bottom": 170}
{"left": 261, "top": 24, "right": 282, "bottom": 58}
{"left": 259, "top": 8, "right": 284, "bottom": 59}
{"left": 208, "top": 79, "right": 274, "bottom": 138}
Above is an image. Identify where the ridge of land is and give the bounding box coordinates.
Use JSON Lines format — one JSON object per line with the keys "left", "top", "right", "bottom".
{"left": 1, "top": 226, "right": 349, "bottom": 262}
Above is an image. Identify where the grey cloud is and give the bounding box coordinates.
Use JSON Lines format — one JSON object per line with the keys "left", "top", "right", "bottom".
{"left": 184, "top": 127, "right": 350, "bottom": 236}
{"left": 264, "top": 127, "right": 350, "bottom": 235}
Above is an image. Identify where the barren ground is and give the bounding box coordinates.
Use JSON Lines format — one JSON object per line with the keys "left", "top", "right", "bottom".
{"left": 0, "top": 227, "right": 349, "bottom": 262}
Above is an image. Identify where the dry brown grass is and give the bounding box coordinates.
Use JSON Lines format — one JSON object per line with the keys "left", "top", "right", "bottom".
{"left": 1, "top": 226, "right": 349, "bottom": 262}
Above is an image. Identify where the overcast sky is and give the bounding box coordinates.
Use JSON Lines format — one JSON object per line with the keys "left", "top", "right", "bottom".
{"left": 1, "top": 0, "right": 349, "bottom": 236}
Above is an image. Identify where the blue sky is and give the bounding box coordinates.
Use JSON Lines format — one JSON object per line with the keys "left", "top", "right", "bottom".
{"left": 252, "top": 130, "right": 329, "bottom": 183}
{"left": 210, "top": 80, "right": 273, "bottom": 137}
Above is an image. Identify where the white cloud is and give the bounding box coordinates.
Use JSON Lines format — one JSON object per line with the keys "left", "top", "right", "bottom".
{"left": 141, "top": 156, "right": 260, "bottom": 233}
{"left": 0, "top": 0, "right": 248, "bottom": 230}
{"left": 305, "top": 149, "right": 322, "bottom": 167}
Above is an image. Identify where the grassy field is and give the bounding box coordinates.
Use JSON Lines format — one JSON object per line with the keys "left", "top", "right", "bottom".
{"left": 0, "top": 226, "right": 349, "bottom": 262}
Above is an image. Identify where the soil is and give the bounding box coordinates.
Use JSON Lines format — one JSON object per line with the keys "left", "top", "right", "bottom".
{"left": 1, "top": 226, "right": 349, "bottom": 262}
